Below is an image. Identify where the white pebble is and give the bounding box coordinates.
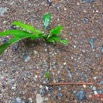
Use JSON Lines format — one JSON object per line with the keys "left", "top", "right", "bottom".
{"left": 94, "top": 91, "right": 98, "bottom": 95}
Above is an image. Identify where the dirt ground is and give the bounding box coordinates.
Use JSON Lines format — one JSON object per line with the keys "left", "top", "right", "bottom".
{"left": 0, "top": 0, "right": 103, "bottom": 103}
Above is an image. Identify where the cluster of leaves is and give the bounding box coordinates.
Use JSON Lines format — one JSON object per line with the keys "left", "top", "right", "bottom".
{"left": 0, "top": 13, "right": 69, "bottom": 55}
{"left": 45, "top": 72, "right": 51, "bottom": 79}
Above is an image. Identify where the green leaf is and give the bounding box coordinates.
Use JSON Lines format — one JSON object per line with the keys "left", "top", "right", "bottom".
{"left": 60, "top": 39, "right": 69, "bottom": 45}
{"left": 0, "top": 30, "right": 35, "bottom": 38}
{"left": 0, "top": 30, "right": 39, "bottom": 54}
{"left": 50, "top": 25, "right": 63, "bottom": 35}
{"left": 0, "top": 43, "right": 11, "bottom": 54}
{"left": 43, "top": 13, "right": 51, "bottom": 29}
{"left": 45, "top": 72, "right": 51, "bottom": 79}
{"left": 0, "top": 37, "right": 20, "bottom": 55}
{"left": 12, "top": 21, "right": 42, "bottom": 34}
{"left": 47, "top": 36, "right": 61, "bottom": 43}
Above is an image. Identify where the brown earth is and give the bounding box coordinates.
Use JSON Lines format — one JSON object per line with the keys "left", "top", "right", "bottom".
{"left": 0, "top": 0, "right": 103, "bottom": 103}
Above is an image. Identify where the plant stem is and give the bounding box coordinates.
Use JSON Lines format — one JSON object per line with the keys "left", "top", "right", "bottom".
{"left": 42, "top": 82, "right": 93, "bottom": 86}
{"left": 46, "top": 43, "right": 50, "bottom": 70}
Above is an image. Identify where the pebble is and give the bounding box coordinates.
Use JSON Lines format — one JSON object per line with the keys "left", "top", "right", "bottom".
{"left": 23, "top": 53, "right": 31, "bottom": 62}
{"left": 100, "top": 81, "right": 103, "bottom": 84}
{"left": 35, "top": 75, "right": 38, "bottom": 79}
{"left": 12, "top": 43, "right": 19, "bottom": 51}
{"left": 95, "top": 54, "right": 99, "bottom": 58}
{"left": 2, "top": 38, "right": 8, "bottom": 44}
{"left": 47, "top": 0, "right": 52, "bottom": 6}
{"left": 93, "top": 76, "right": 97, "bottom": 80}
{"left": 94, "top": 90, "right": 98, "bottom": 95}
{"left": 58, "top": 87, "right": 62, "bottom": 91}
{"left": 57, "top": 92, "right": 63, "bottom": 98}
{"left": 76, "top": 90, "right": 86, "bottom": 101}
{"left": 63, "top": 62, "right": 66, "bottom": 65}
{"left": 89, "top": 38, "right": 96, "bottom": 49}
{"left": 83, "top": 85, "right": 86, "bottom": 88}
{"left": 82, "top": 17, "right": 89, "bottom": 23}
{"left": 68, "top": 70, "right": 72, "bottom": 79}
{"left": 97, "top": 89, "right": 103, "bottom": 94}
{"left": 92, "top": 86, "right": 96, "bottom": 91}
{"left": 48, "top": 86, "right": 53, "bottom": 93}
{"left": 28, "top": 98, "right": 33, "bottom": 103}
{"left": 40, "top": 85, "right": 43, "bottom": 88}
{"left": 0, "top": 59, "right": 3, "bottom": 62}
{"left": 44, "top": 97, "right": 48, "bottom": 101}
{"left": 15, "top": 97, "right": 22, "bottom": 103}
{"left": 73, "top": 45, "right": 76, "bottom": 48}
{"left": 69, "top": 32, "right": 74, "bottom": 36}
{"left": 55, "top": 4, "right": 61, "bottom": 11}
{"left": 45, "top": 86, "right": 49, "bottom": 91}
{"left": 40, "top": 88, "right": 46, "bottom": 96}
{"left": 36, "top": 94, "right": 44, "bottom": 103}
{"left": 101, "top": 45, "right": 103, "bottom": 53}
{"left": 83, "top": 0, "right": 95, "bottom": 3}
{"left": 34, "top": 50, "right": 38, "bottom": 54}
{"left": 9, "top": 25, "right": 17, "bottom": 30}
{"left": 0, "top": 7, "right": 8, "bottom": 16}
{"left": 12, "top": 69, "right": 16, "bottom": 73}
{"left": 3, "top": 20, "right": 7, "bottom": 24}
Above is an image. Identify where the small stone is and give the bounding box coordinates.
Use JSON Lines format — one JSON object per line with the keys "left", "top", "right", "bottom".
{"left": 28, "top": 98, "right": 33, "bottom": 102}
{"left": 76, "top": 90, "right": 86, "bottom": 101}
{"left": 15, "top": 97, "right": 22, "bottom": 103}
{"left": 47, "top": 0, "right": 52, "bottom": 6}
{"left": 83, "top": 85, "right": 86, "bottom": 88}
{"left": 92, "top": 86, "right": 96, "bottom": 90}
{"left": 82, "top": 17, "right": 89, "bottom": 23}
{"left": 93, "top": 76, "right": 97, "bottom": 80}
{"left": 36, "top": 94, "right": 44, "bottom": 103}
{"left": 45, "top": 86, "right": 49, "bottom": 91}
{"left": 40, "top": 85, "right": 43, "bottom": 88}
{"left": 35, "top": 75, "right": 38, "bottom": 78}
{"left": 94, "top": 91, "right": 98, "bottom": 95}
{"left": 11, "top": 86, "right": 16, "bottom": 90}
{"left": 83, "top": 0, "right": 95, "bottom": 3}
{"left": 0, "top": 59, "right": 3, "bottom": 62}
{"left": 63, "top": 62, "right": 66, "bottom": 65}
{"left": 95, "top": 54, "right": 99, "bottom": 58}
{"left": 3, "top": 21, "right": 7, "bottom": 24}
{"left": 77, "top": 2, "right": 80, "bottom": 5}
{"left": 101, "top": 45, "right": 103, "bottom": 53}
{"left": 57, "top": 92, "right": 63, "bottom": 98}
{"left": 0, "top": 7, "right": 8, "bottom": 16}
{"left": 64, "top": 7, "right": 67, "bottom": 11}
{"left": 48, "top": 86, "right": 53, "bottom": 93}
{"left": 9, "top": 25, "right": 17, "bottom": 30}
{"left": 58, "top": 87, "right": 62, "bottom": 91}
{"left": 69, "top": 32, "right": 73, "bottom": 36}
{"left": 23, "top": 53, "right": 31, "bottom": 62}
{"left": 2, "top": 38, "right": 7, "bottom": 44}
{"left": 44, "top": 97, "right": 48, "bottom": 101}
{"left": 34, "top": 50, "right": 38, "bottom": 54}
{"left": 56, "top": 4, "right": 61, "bottom": 11}
{"left": 89, "top": 38, "right": 96, "bottom": 49}
{"left": 74, "top": 45, "right": 76, "bottom": 48}
{"left": 100, "top": 81, "right": 103, "bottom": 84}
{"left": 97, "top": 89, "right": 103, "bottom": 94}
{"left": 74, "top": 63, "right": 77, "bottom": 67}
{"left": 40, "top": 88, "right": 46, "bottom": 96}
{"left": 12, "top": 42, "right": 20, "bottom": 51}
{"left": 68, "top": 70, "right": 72, "bottom": 79}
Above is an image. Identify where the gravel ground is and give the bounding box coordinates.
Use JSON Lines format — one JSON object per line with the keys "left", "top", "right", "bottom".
{"left": 0, "top": 0, "right": 103, "bottom": 103}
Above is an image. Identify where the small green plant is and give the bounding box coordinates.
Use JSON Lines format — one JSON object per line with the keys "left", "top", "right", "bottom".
{"left": 0, "top": 13, "right": 69, "bottom": 54}
{"left": 45, "top": 72, "right": 51, "bottom": 79}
